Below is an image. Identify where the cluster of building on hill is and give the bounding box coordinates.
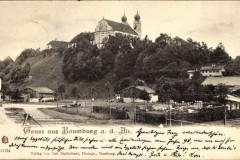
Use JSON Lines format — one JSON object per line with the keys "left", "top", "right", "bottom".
{"left": 187, "top": 64, "right": 240, "bottom": 93}
{"left": 45, "top": 11, "right": 141, "bottom": 50}
{"left": 187, "top": 64, "right": 240, "bottom": 109}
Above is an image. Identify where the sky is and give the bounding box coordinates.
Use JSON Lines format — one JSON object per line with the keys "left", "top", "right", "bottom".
{"left": 0, "top": 1, "right": 240, "bottom": 60}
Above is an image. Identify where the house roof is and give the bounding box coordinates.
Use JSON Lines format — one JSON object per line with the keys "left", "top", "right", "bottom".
{"left": 47, "top": 40, "right": 68, "bottom": 49}
{"left": 25, "top": 87, "right": 54, "bottom": 94}
{"left": 202, "top": 77, "right": 240, "bottom": 86}
{"left": 227, "top": 94, "right": 240, "bottom": 103}
{"left": 104, "top": 19, "right": 138, "bottom": 36}
{"left": 119, "top": 85, "right": 155, "bottom": 94}
{"left": 136, "top": 86, "right": 155, "bottom": 94}
{"left": 200, "top": 65, "right": 225, "bottom": 71}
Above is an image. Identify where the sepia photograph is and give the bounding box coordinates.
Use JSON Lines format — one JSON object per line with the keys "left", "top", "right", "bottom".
{"left": 0, "top": 1, "right": 239, "bottom": 159}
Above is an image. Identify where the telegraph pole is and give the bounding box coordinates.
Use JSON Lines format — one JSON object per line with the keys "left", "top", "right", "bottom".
{"left": 224, "top": 105, "right": 227, "bottom": 126}
{"left": 132, "top": 85, "right": 136, "bottom": 124}
{"left": 90, "top": 87, "right": 95, "bottom": 113}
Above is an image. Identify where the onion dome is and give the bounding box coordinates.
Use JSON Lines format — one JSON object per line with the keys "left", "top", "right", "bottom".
{"left": 121, "top": 14, "right": 127, "bottom": 23}
{"left": 134, "top": 11, "right": 140, "bottom": 21}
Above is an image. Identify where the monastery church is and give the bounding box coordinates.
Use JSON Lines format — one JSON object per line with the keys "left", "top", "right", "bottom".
{"left": 46, "top": 11, "right": 141, "bottom": 49}
{"left": 94, "top": 11, "right": 142, "bottom": 48}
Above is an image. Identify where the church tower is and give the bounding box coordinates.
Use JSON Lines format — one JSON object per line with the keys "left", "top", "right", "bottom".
{"left": 121, "top": 12, "right": 128, "bottom": 25}
{"left": 133, "top": 11, "right": 141, "bottom": 38}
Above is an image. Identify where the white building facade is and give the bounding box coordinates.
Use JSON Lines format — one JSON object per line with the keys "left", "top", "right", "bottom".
{"left": 94, "top": 12, "right": 141, "bottom": 48}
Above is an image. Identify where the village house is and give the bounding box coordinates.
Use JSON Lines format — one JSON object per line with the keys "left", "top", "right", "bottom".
{"left": 188, "top": 64, "right": 225, "bottom": 79}
{"left": 200, "top": 64, "right": 225, "bottom": 77}
{"left": 22, "top": 86, "right": 55, "bottom": 102}
{"left": 202, "top": 76, "right": 240, "bottom": 91}
{"left": 120, "top": 85, "right": 158, "bottom": 103}
{"left": 45, "top": 40, "right": 68, "bottom": 50}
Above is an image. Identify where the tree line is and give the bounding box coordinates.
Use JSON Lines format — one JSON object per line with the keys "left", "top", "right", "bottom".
{"left": 1, "top": 32, "right": 239, "bottom": 102}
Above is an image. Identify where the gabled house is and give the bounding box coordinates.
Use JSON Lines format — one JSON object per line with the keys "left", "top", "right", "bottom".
{"left": 120, "top": 85, "right": 158, "bottom": 103}
{"left": 200, "top": 64, "right": 225, "bottom": 77}
{"left": 45, "top": 40, "right": 68, "bottom": 50}
{"left": 187, "top": 64, "right": 225, "bottom": 79}
{"left": 22, "top": 86, "right": 55, "bottom": 102}
{"left": 202, "top": 76, "right": 240, "bottom": 93}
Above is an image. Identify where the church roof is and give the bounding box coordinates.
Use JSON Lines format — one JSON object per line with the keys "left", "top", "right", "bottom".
{"left": 104, "top": 19, "right": 138, "bottom": 36}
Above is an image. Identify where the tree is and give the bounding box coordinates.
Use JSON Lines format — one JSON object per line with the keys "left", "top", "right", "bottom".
{"left": 156, "top": 82, "right": 179, "bottom": 102}
{"left": 71, "top": 87, "right": 78, "bottom": 98}
{"left": 11, "top": 89, "right": 21, "bottom": 100}
{"left": 58, "top": 85, "right": 66, "bottom": 100}
{"left": 138, "top": 90, "right": 151, "bottom": 102}
{"left": 225, "top": 56, "right": 240, "bottom": 76}
{"left": 210, "top": 43, "right": 231, "bottom": 64}
{"left": 214, "top": 84, "right": 229, "bottom": 125}
{"left": 16, "top": 48, "right": 36, "bottom": 65}
{"left": 2, "top": 82, "right": 11, "bottom": 101}
{"left": 105, "top": 82, "right": 112, "bottom": 105}
{"left": 214, "top": 84, "right": 229, "bottom": 105}
{"left": 114, "top": 77, "right": 134, "bottom": 93}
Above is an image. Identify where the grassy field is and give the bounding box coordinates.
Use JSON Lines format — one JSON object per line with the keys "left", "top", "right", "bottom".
{"left": 4, "top": 99, "right": 153, "bottom": 108}
{"left": 38, "top": 107, "right": 134, "bottom": 126}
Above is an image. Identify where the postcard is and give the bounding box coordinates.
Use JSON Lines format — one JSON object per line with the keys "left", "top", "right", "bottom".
{"left": 0, "top": 1, "right": 239, "bottom": 159}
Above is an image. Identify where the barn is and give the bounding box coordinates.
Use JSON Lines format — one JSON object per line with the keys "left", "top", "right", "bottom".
{"left": 22, "top": 87, "right": 55, "bottom": 102}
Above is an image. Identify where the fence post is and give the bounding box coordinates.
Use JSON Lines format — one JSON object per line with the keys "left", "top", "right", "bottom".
{"left": 109, "top": 107, "right": 111, "bottom": 119}
{"left": 165, "top": 114, "right": 167, "bottom": 126}
{"left": 169, "top": 104, "right": 172, "bottom": 127}
{"left": 224, "top": 105, "right": 227, "bottom": 126}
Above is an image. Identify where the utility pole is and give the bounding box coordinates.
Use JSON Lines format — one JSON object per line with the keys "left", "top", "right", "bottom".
{"left": 224, "top": 105, "right": 227, "bottom": 126}
{"left": 132, "top": 85, "right": 136, "bottom": 124}
{"left": 90, "top": 87, "right": 95, "bottom": 113}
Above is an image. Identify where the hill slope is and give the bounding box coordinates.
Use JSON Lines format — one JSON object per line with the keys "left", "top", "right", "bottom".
{"left": 10, "top": 54, "right": 114, "bottom": 99}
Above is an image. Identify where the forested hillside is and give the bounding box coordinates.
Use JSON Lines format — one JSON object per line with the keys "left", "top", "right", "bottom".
{"left": 1, "top": 32, "right": 240, "bottom": 101}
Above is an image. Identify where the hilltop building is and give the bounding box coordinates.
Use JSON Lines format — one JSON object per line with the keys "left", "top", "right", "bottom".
{"left": 94, "top": 11, "right": 141, "bottom": 48}
{"left": 50, "top": 11, "right": 142, "bottom": 49}
{"left": 46, "top": 40, "right": 68, "bottom": 50}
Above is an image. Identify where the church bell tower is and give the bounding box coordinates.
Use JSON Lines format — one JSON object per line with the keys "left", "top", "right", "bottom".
{"left": 133, "top": 11, "right": 141, "bottom": 38}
